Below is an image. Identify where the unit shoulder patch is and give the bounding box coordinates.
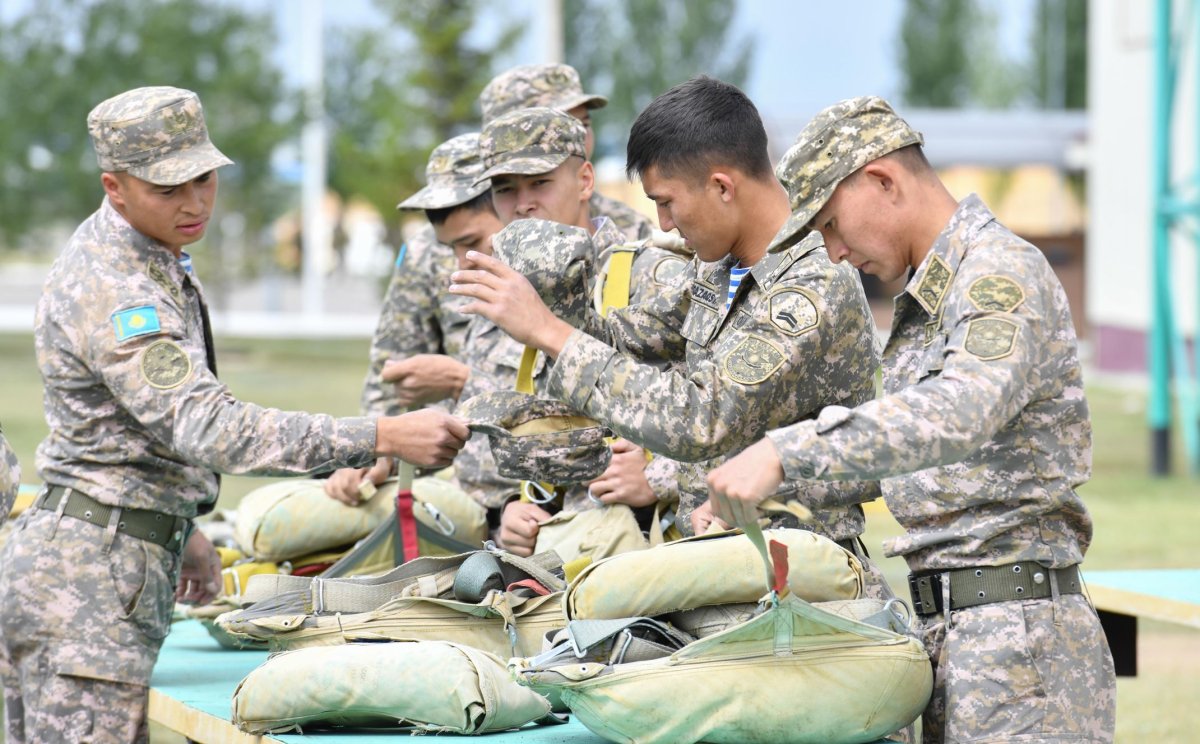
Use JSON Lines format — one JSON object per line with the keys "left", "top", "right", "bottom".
{"left": 140, "top": 340, "right": 193, "bottom": 389}
{"left": 112, "top": 306, "right": 162, "bottom": 343}
{"left": 767, "top": 287, "right": 820, "bottom": 336}
{"left": 964, "top": 317, "right": 1019, "bottom": 361}
{"left": 652, "top": 256, "right": 688, "bottom": 287}
{"left": 914, "top": 254, "right": 952, "bottom": 315}
{"left": 967, "top": 275, "right": 1025, "bottom": 313}
{"left": 722, "top": 335, "right": 786, "bottom": 385}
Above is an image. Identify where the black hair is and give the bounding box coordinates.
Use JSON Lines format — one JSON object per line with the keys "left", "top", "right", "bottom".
{"left": 424, "top": 190, "right": 495, "bottom": 226}
{"left": 626, "top": 76, "right": 773, "bottom": 183}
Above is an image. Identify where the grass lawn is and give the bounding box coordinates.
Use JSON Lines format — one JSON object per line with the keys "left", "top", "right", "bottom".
{"left": 1, "top": 331, "right": 1198, "bottom": 741}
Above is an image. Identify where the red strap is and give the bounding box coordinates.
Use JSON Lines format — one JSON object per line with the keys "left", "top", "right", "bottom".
{"left": 506, "top": 578, "right": 552, "bottom": 596}
{"left": 769, "top": 539, "right": 790, "bottom": 596}
{"left": 395, "top": 490, "right": 420, "bottom": 563}
{"left": 290, "top": 562, "right": 333, "bottom": 577}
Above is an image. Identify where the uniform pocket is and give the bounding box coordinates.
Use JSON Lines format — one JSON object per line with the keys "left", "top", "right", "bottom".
{"left": 107, "top": 537, "right": 175, "bottom": 641}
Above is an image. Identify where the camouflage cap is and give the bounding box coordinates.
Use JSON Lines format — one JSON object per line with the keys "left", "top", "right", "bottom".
{"left": 457, "top": 390, "right": 613, "bottom": 484}
{"left": 770, "top": 96, "right": 923, "bottom": 252}
{"left": 479, "top": 63, "right": 607, "bottom": 126}
{"left": 87, "top": 86, "right": 233, "bottom": 186}
{"left": 477, "top": 107, "right": 588, "bottom": 184}
{"left": 493, "top": 218, "right": 594, "bottom": 329}
{"left": 397, "top": 132, "right": 491, "bottom": 211}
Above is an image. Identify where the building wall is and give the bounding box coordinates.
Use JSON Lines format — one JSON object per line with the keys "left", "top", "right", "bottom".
{"left": 1090, "top": 0, "right": 1198, "bottom": 372}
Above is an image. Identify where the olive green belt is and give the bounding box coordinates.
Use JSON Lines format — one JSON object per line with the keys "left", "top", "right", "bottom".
{"left": 908, "top": 561, "right": 1082, "bottom": 616}
{"left": 36, "top": 485, "right": 190, "bottom": 552}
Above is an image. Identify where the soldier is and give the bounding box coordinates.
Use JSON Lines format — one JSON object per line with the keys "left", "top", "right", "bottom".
{"left": 472, "top": 106, "right": 689, "bottom": 555}
{"left": 0, "top": 87, "right": 468, "bottom": 743}
{"left": 325, "top": 133, "right": 501, "bottom": 504}
{"left": 0, "top": 425, "right": 18, "bottom": 526}
{"left": 450, "top": 77, "right": 880, "bottom": 563}
{"left": 479, "top": 62, "right": 655, "bottom": 241}
{"left": 706, "top": 97, "right": 1116, "bottom": 743}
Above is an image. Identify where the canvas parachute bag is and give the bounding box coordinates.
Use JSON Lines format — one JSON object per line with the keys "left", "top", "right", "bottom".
{"left": 215, "top": 545, "right": 568, "bottom": 660}
{"left": 231, "top": 640, "right": 553, "bottom": 736}
{"left": 510, "top": 526, "right": 933, "bottom": 744}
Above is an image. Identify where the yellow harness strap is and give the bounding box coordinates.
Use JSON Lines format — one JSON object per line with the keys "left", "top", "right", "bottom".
{"left": 600, "top": 248, "right": 636, "bottom": 317}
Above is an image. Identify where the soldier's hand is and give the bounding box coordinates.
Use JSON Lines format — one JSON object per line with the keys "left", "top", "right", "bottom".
{"left": 176, "top": 529, "right": 222, "bottom": 605}
{"left": 707, "top": 438, "right": 786, "bottom": 528}
{"left": 690, "top": 499, "right": 731, "bottom": 535}
{"left": 324, "top": 458, "right": 392, "bottom": 506}
{"left": 450, "top": 251, "right": 574, "bottom": 358}
{"left": 382, "top": 354, "right": 469, "bottom": 406}
{"left": 376, "top": 409, "right": 469, "bottom": 468}
{"left": 587, "top": 438, "right": 656, "bottom": 508}
{"left": 498, "top": 501, "right": 551, "bottom": 557}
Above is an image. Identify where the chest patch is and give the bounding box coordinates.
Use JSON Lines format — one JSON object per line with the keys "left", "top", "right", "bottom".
{"left": 689, "top": 281, "right": 720, "bottom": 310}
{"left": 967, "top": 275, "right": 1025, "bottom": 313}
{"left": 146, "top": 262, "right": 182, "bottom": 303}
{"left": 140, "top": 340, "right": 193, "bottom": 389}
{"left": 722, "top": 335, "right": 785, "bottom": 385}
{"left": 964, "top": 317, "right": 1019, "bottom": 361}
{"left": 767, "top": 287, "right": 820, "bottom": 336}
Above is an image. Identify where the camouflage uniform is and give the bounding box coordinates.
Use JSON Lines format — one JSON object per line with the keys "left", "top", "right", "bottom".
{"left": 0, "top": 87, "right": 379, "bottom": 744}
{"left": 503, "top": 218, "right": 879, "bottom": 546}
{"left": 360, "top": 226, "right": 469, "bottom": 416}
{"left": 361, "top": 133, "right": 490, "bottom": 416}
{"left": 453, "top": 216, "right": 685, "bottom": 512}
{"left": 0, "top": 426, "right": 18, "bottom": 525}
{"left": 479, "top": 63, "right": 654, "bottom": 241}
{"left": 765, "top": 97, "right": 1115, "bottom": 743}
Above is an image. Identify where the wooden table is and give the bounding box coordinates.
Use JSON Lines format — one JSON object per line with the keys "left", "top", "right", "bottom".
{"left": 1085, "top": 568, "right": 1200, "bottom": 676}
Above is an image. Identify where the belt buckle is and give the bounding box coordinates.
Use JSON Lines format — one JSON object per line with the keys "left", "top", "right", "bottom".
{"left": 908, "top": 574, "right": 940, "bottom": 615}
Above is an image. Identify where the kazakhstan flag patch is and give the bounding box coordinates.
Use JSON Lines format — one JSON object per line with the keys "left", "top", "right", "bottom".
{"left": 112, "top": 305, "right": 162, "bottom": 342}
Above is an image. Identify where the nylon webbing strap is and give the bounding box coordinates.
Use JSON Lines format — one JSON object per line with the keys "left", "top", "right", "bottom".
{"left": 37, "top": 485, "right": 188, "bottom": 552}
{"left": 908, "top": 562, "right": 1083, "bottom": 616}
{"left": 516, "top": 346, "right": 538, "bottom": 394}
{"left": 600, "top": 248, "right": 636, "bottom": 317}
{"left": 395, "top": 489, "right": 420, "bottom": 565}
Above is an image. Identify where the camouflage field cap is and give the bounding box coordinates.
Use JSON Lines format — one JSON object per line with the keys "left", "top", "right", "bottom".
{"left": 479, "top": 63, "right": 607, "bottom": 126}
{"left": 457, "top": 390, "right": 613, "bottom": 484}
{"left": 492, "top": 218, "right": 594, "bottom": 328}
{"left": 397, "top": 132, "right": 491, "bottom": 211}
{"left": 770, "top": 96, "right": 923, "bottom": 252}
{"left": 87, "top": 86, "right": 233, "bottom": 186}
{"left": 476, "top": 107, "right": 588, "bottom": 184}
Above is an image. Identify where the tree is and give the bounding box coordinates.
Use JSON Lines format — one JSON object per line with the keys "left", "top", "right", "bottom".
{"left": 324, "top": 0, "right": 522, "bottom": 227}
{"left": 0, "top": 0, "right": 294, "bottom": 276}
{"left": 898, "top": 0, "right": 1023, "bottom": 108}
{"left": 564, "top": 0, "right": 755, "bottom": 159}
{"left": 1031, "top": 0, "right": 1087, "bottom": 109}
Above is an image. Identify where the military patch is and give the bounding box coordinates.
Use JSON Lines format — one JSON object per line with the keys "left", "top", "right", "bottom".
{"left": 722, "top": 335, "right": 786, "bottom": 385}
{"left": 913, "top": 254, "right": 952, "bottom": 315}
{"left": 923, "top": 306, "right": 944, "bottom": 347}
{"left": 652, "top": 256, "right": 688, "bottom": 287}
{"left": 767, "top": 287, "right": 820, "bottom": 336}
{"left": 146, "top": 262, "right": 182, "bottom": 302}
{"left": 140, "top": 340, "right": 193, "bottom": 389}
{"left": 967, "top": 275, "right": 1025, "bottom": 313}
{"left": 689, "top": 281, "right": 720, "bottom": 310}
{"left": 964, "top": 317, "right": 1019, "bottom": 361}
{"left": 112, "top": 306, "right": 162, "bottom": 342}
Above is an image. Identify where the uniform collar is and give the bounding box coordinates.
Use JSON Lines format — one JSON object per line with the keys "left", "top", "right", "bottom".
{"left": 904, "top": 193, "right": 995, "bottom": 316}
{"left": 590, "top": 216, "right": 628, "bottom": 254}
{"left": 97, "top": 198, "right": 189, "bottom": 305}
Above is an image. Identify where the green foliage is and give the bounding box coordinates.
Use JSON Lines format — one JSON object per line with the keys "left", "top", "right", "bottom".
{"left": 324, "top": 0, "right": 521, "bottom": 224}
{"left": 1030, "top": 0, "right": 1087, "bottom": 109}
{"left": 564, "top": 0, "right": 755, "bottom": 159}
{"left": 900, "top": 0, "right": 1086, "bottom": 111}
{"left": 0, "top": 0, "right": 295, "bottom": 260}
